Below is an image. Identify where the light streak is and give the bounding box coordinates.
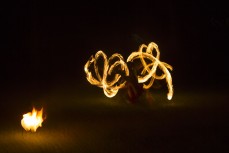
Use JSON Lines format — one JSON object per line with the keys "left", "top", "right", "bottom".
{"left": 127, "top": 42, "right": 173, "bottom": 100}
{"left": 85, "top": 42, "right": 173, "bottom": 100}
{"left": 84, "top": 51, "right": 129, "bottom": 98}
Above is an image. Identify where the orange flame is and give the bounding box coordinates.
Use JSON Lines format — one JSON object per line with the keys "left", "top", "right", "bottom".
{"left": 127, "top": 42, "right": 173, "bottom": 100}
{"left": 84, "top": 51, "right": 129, "bottom": 97}
{"left": 21, "top": 107, "right": 44, "bottom": 132}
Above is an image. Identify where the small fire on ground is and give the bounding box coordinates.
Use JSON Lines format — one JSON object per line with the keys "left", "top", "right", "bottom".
{"left": 21, "top": 107, "right": 44, "bottom": 132}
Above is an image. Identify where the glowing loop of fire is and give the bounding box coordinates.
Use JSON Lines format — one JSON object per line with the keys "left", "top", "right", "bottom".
{"left": 21, "top": 108, "right": 44, "bottom": 132}
{"left": 85, "top": 42, "right": 174, "bottom": 100}
{"left": 127, "top": 42, "right": 173, "bottom": 100}
{"left": 84, "top": 51, "right": 129, "bottom": 98}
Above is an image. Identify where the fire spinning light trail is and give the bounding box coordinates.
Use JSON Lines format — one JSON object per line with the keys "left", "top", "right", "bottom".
{"left": 84, "top": 51, "right": 129, "bottom": 98}
{"left": 127, "top": 42, "right": 173, "bottom": 100}
{"left": 85, "top": 42, "right": 173, "bottom": 100}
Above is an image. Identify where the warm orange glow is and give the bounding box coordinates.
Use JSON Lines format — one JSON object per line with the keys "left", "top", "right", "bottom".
{"left": 21, "top": 107, "right": 44, "bottom": 132}
{"left": 84, "top": 51, "right": 129, "bottom": 97}
{"left": 127, "top": 42, "right": 173, "bottom": 100}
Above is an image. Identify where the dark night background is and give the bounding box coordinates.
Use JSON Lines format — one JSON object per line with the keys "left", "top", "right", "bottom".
{"left": 1, "top": 0, "right": 229, "bottom": 152}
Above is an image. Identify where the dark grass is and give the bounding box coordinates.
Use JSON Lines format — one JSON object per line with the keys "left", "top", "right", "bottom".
{"left": 0, "top": 85, "right": 229, "bottom": 153}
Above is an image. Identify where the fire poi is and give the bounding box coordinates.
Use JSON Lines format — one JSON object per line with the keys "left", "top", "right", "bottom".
{"left": 84, "top": 42, "right": 173, "bottom": 100}
{"left": 127, "top": 42, "right": 173, "bottom": 100}
{"left": 84, "top": 51, "right": 129, "bottom": 97}
{"left": 21, "top": 107, "right": 44, "bottom": 132}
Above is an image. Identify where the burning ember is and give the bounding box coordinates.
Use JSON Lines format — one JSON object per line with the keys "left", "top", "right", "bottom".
{"left": 21, "top": 107, "right": 44, "bottom": 132}
{"left": 84, "top": 42, "right": 173, "bottom": 100}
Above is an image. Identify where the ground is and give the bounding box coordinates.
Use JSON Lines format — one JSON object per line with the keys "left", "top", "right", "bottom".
{"left": 0, "top": 86, "right": 228, "bottom": 153}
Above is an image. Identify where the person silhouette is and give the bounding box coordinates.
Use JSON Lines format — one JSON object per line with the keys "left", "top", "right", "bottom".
{"left": 123, "top": 62, "right": 144, "bottom": 103}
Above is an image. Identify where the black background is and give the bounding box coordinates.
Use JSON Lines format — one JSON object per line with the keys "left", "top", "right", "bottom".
{"left": 2, "top": 0, "right": 228, "bottom": 92}
{"left": 1, "top": 0, "right": 229, "bottom": 152}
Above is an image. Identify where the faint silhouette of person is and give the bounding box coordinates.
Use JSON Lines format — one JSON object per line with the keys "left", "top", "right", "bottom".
{"left": 123, "top": 62, "right": 144, "bottom": 103}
